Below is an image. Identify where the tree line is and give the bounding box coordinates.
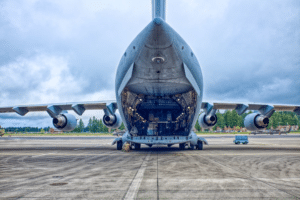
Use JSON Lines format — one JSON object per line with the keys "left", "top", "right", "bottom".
{"left": 72, "top": 117, "right": 125, "bottom": 133}
{"left": 3, "top": 127, "right": 50, "bottom": 133}
{"left": 195, "top": 110, "right": 299, "bottom": 131}
{"left": 2, "top": 111, "right": 299, "bottom": 133}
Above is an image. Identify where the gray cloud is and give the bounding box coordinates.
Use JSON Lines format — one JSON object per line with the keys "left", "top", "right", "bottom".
{"left": 0, "top": 0, "right": 299, "bottom": 127}
{"left": 168, "top": 0, "right": 300, "bottom": 104}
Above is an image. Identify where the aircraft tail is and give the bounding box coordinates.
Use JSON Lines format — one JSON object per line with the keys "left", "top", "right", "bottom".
{"left": 152, "top": 0, "right": 166, "bottom": 21}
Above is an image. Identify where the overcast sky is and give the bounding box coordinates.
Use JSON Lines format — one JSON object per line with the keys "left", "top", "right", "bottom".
{"left": 0, "top": 0, "right": 299, "bottom": 128}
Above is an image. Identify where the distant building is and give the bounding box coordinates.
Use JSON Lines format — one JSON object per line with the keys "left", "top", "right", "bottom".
{"left": 49, "top": 128, "right": 63, "bottom": 134}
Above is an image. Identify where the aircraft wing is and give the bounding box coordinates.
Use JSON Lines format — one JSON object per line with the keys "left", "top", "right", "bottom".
{"left": 0, "top": 101, "right": 117, "bottom": 117}
{"left": 201, "top": 102, "right": 300, "bottom": 116}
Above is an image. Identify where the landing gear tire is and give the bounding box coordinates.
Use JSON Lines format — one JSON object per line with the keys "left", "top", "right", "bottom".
{"left": 117, "top": 140, "right": 122, "bottom": 150}
{"left": 179, "top": 143, "right": 185, "bottom": 150}
{"left": 168, "top": 144, "right": 172, "bottom": 148}
{"left": 190, "top": 144, "right": 195, "bottom": 150}
{"left": 134, "top": 143, "right": 141, "bottom": 150}
{"left": 147, "top": 144, "right": 153, "bottom": 148}
{"left": 197, "top": 141, "right": 203, "bottom": 150}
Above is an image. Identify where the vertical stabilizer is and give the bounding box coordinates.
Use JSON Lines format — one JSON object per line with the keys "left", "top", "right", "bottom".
{"left": 152, "top": 0, "right": 166, "bottom": 21}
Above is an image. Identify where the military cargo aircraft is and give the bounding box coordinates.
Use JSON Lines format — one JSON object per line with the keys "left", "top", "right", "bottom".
{"left": 0, "top": 0, "right": 299, "bottom": 150}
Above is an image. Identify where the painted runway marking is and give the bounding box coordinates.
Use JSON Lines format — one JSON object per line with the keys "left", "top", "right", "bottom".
{"left": 124, "top": 153, "right": 151, "bottom": 200}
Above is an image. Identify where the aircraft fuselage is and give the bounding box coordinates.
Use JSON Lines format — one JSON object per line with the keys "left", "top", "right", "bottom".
{"left": 115, "top": 18, "right": 203, "bottom": 138}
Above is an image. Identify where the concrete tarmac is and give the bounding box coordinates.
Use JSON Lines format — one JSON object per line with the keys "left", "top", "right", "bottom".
{"left": 0, "top": 135, "right": 300, "bottom": 199}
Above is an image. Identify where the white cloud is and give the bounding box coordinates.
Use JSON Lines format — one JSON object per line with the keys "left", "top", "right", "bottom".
{"left": 0, "top": 0, "right": 299, "bottom": 127}
{"left": 0, "top": 53, "right": 116, "bottom": 128}
{"left": 0, "top": 54, "right": 88, "bottom": 105}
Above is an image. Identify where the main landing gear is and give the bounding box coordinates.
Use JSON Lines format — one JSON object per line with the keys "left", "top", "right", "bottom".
{"left": 179, "top": 140, "right": 203, "bottom": 150}
{"left": 179, "top": 143, "right": 185, "bottom": 150}
{"left": 179, "top": 142, "right": 203, "bottom": 150}
{"left": 117, "top": 140, "right": 122, "bottom": 150}
{"left": 196, "top": 141, "right": 203, "bottom": 150}
{"left": 134, "top": 143, "right": 141, "bottom": 150}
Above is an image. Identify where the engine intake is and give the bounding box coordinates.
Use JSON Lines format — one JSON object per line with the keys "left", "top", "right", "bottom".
{"left": 103, "top": 113, "right": 122, "bottom": 129}
{"left": 53, "top": 114, "right": 77, "bottom": 131}
{"left": 198, "top": 113, "right": 217, "bottom": 129}
{"left": 244, "top": 113, "right": 269, "bottom": 131}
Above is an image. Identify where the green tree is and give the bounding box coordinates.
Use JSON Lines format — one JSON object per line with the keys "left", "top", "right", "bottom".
{"left": 78, "top": 119, "right": 85, "bottom": 132}
{"left": 195, "top": 120, "right": 201, "bottom": 132}
{"left": 292, "top": 115, "right": 299, "bottom": 126}
{"left": 215, "top": 112, "right": 225, "bottom": 129}
{"left": 267, "top": 117, "right": 273, "bottom": 129}
{"left": 98, "top": 119, "right": 105, "bottom": 132}
{"left": 224, "top": 110, "right": 234, "bottom": 128}
{"left": 119, "top": 122, "right": 125, "bottom": 130}
{"left": 238, "top": 113, "right": 244, "bottom": 127}
{"left": 272, "top": 112, "right": 281, "bottom": 129}
{"left": 102, "top": 123, "right": 109, "bottom": 133}
{"left": 87, "top": 118, "right": 93, "bottom": 132}
{"left": 40, "top": 129, "right": 45, "bottom": 133}
{"left": 281, "top": 112, "right": 289, "bottom": 126}
{"left": 231, "top": 110, "right": 239, "bottom": 127}
{"left": 72, "top": 124, "right": 81, "bottom": 133}
{"left": 90, "top": 116, "right": 98, "bottom": 133}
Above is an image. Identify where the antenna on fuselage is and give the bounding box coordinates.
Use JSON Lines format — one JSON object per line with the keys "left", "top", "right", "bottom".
{"left": 152, "top": 0, "right": 166, "bottom": 21}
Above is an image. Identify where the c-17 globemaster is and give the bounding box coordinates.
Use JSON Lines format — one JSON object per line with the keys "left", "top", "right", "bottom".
{"left": 0, "top": 0, "right": 299, "bottom": 150}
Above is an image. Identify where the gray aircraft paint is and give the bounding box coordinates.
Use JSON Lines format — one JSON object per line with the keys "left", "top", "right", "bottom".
{"left": 115, "top": 2, "right": 203, "bottom": 135}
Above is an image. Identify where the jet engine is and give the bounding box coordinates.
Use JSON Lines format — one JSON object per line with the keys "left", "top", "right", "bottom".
{"left": 53, "top": 113, "right": 77, "bottom": 131}
{"left": 103, "top": 113, "right": 122, "bottom": 129}
{"left": 198, "top": 112, "right": 217, "bottom": 129}
{"left": 244, "top": 113, "right": 269, "bottom": 131}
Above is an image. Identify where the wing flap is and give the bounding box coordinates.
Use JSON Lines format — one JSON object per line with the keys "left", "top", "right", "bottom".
{"left": 0, "top": 101, "right": 116, "bottom": 116}
{"left": 273, "top": 105, "right": 298, "bottom": 111}
{"left": 202, "top": 102, "right": 300, "bottom": 115}
{"left": 27, "top": 106, "right": 48, "bottom": 112}
{"left": 0, "top": 107, "right": 14, "bottom": 113}
{"left": 212, "top": 103, "right": 238, "bottom": 110}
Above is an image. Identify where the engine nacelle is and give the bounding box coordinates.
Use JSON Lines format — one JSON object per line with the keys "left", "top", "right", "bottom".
{"left": 103, "top": 113, "right": 122, "bottom": 129}
{"left": 198, "top": 112, "right": 217, "bottom": 129}
{"left": 53, "top": 114, "right": 77, "bottom": 132}
{"left": 244, "top": 113, "right": 269, "bottom": 131}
